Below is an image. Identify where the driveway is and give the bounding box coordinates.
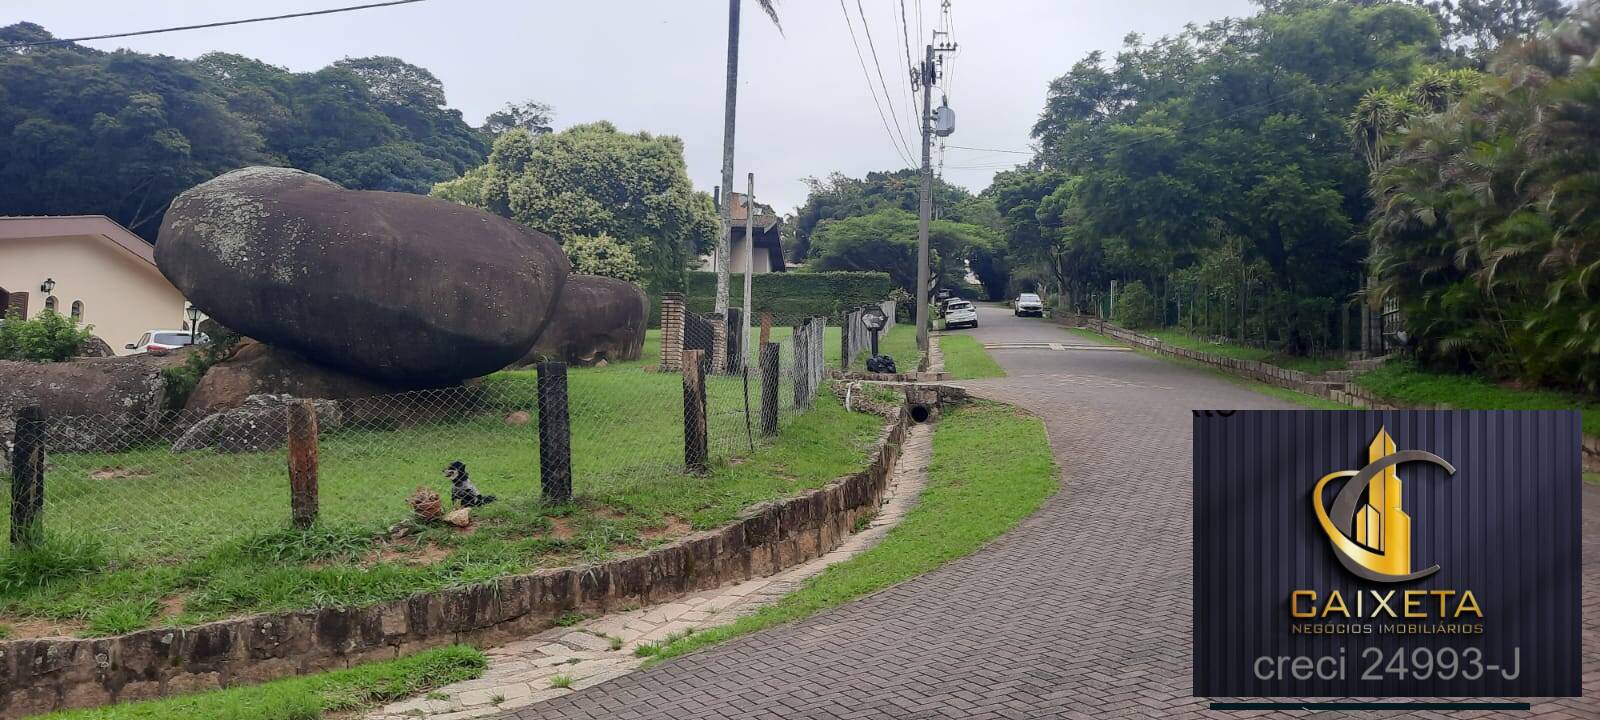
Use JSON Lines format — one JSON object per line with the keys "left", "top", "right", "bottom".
{"left": 502, "top": 303, "right": 1596, "bottom": 719}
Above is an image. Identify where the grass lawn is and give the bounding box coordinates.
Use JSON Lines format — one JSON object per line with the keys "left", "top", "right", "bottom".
{"left": 1587, "top": 473, "right": 1599, "bottom": 486}
{"left": 37, "top": 645, "right": 484, "bottom": 720}
{"left": 0, "top": 344, "right": 884, "bottom": 638}
{"left": 1356, "top": 361, "right": 1599, "bottom": 437}
{"left": 647, "top": 400, "right": 1056, "bottom": 663}
{"left": 1067, "top": 327, "right": 1353, "bottom": 410}
{"left": 852, "top": 323, "right": 920, "bottom": 372}
{"left": 937, "top": 335, "right": 1005, "bottom": 380}
{"left": 1145, "top": 328, "right": 1348, "bottom": 374}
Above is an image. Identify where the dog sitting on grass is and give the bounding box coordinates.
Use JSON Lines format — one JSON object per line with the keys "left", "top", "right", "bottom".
{"left": 443, "top": 461, "right": 497, "bottom": 507}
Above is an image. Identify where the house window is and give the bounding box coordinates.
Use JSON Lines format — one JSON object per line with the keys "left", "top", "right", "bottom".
{"left": 44, "top": 296, "right": 58, "bottom": 313}
{"left": 71, "top": 300, "right": 84, "bottom": 322}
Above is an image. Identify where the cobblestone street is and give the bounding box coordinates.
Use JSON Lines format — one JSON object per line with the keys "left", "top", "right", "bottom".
{"left": 500, "top": 304, "right": 1598, "bottom": 719}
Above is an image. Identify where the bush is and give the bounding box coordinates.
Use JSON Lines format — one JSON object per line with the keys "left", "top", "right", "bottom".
{"left": 679, "top": 271, "right": 893, "bottom": 323}
{"left": 159, "top": 325, "right": 241, "bottom": 410}
{"left": 0, "top": 310, "right": 95, "bottom": 362}
{"left": 1112, "top": 280, "right": 1158, "bottom": 329}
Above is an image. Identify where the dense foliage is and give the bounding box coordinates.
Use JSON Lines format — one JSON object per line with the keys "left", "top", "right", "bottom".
{"left": 433, "top": 124, "right": 718, "bottom": 292}
{"left": 563, "top": 233, "right": 644, "bottom": 283}
{"left": 0, "top": 24, "right": 488, "bottom": 238}
{"left": 806, "top": 208, "right": 1001, "bottom": 296}
{"left": 999, "top": 0, "right": 1447, "bottom": 353}
{"left": 0, "top": 310, "right": 95, "bottom": 362}
{"left": 1367, "top": 1, "right": 1600, "bottom": 389}
{"left": 682, "top": 271, "right": 894, "bottom": 321}
{"left": 791, "top": 169, "right": 975, "bottom": 261}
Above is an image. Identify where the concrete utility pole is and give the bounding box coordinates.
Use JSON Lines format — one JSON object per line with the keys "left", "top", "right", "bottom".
{"left": 914, "top": 36, "right": 956, "bottom": 351}
{"left": 714, "top": 0, "right": 740, "bottom": 318}
{"left": 743, "top": 173, "right": 755, "bottom": 372}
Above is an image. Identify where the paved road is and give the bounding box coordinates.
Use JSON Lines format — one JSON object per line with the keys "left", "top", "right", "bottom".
{"left": 506, "top": 303, "right": 1597, "bottom": 719}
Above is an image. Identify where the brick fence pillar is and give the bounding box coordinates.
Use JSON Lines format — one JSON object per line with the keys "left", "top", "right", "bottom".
{"left": 660, "top": 292, "right": 684, "bottom": 371}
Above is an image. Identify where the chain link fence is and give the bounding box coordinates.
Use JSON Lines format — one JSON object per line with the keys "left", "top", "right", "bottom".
{"left": 2, "top": 315, "right": 837, "bottom": 571}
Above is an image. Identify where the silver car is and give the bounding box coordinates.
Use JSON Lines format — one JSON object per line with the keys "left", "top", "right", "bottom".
{"left": 1014, "top": 293, "right": 1044, "bottom": 317}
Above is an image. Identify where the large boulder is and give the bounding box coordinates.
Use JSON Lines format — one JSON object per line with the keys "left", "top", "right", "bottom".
{"left": 156, "top": 167, "right": 570, "bottom": 387}
{"left": 0, "top": 350, "right": 192, "bottom": 452}
{"left": 518, "top": 275, "right": 648, "bottom": 366}
{"left": 172, "top": 394, "right": 341, "bottom": 454}
{"left": 184, "top": 339, "right": 399, "bottom": 416}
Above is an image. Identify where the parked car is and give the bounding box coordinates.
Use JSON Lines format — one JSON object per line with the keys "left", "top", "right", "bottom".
{"left": 944, "top": 300, "right": 978, "bottom": 329}
{"left": 1014, "top": 292, "right": 1045, "bottom": 317}
{"left": 126, "top": 330, "right": 207, "bottom": 353}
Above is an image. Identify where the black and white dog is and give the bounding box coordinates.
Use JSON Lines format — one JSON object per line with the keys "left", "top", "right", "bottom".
{"left": 443, "top": 461, "right": 497, "bottom": 507}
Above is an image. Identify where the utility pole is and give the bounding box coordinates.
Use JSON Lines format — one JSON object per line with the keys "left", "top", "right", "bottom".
{"left": 714, "top": 0, "right": 740, "bottom": 318}
{"left": 914, "top": 33, "right": 957, "bottom": 352}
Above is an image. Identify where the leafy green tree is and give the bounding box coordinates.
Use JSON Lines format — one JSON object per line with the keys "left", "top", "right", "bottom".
{"left": 563, "top": 233, "right": 643, "bottom": 283}
{"left": 808, "top": 208, "right": 995, "bottom": 294}
{"left": 482, "top": 100, "right": 555, "bottom": 137}
{"left": 791, "top": 169, "right": 973, "bottom": 261}
{"left": 0, "top": 29, "right": 487, "bottom": 238}
{"left": 1113, "top": 280, "right": 1158, "bottom": 329}
{"left": 1368, "top": 0, "right": 1600, "bottom": 388}
{"left": 433, "top": 123, "right": 718, "bottom": 292}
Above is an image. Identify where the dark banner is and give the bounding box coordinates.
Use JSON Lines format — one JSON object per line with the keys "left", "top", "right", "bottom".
{"left": 1193, "top": 410, "right": 1581, "bottom": 698}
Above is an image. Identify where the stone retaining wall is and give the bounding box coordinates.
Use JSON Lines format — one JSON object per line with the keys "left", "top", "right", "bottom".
{"left": 0, "top": 410, "right": 911, "bottom": 718}
{"left": 1062, "top": 315, "right": 1599, "bottom": 471}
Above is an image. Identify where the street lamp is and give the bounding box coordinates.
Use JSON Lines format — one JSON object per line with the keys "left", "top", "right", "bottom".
{"left": 39, "top": 278, "right": 55, "bottom": 294}
{"left": 184, "top": 304, "right": 202, "bottom": 345}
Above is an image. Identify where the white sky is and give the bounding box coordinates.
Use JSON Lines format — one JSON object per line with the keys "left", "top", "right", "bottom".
{"left": 7, "top": 0, "right": 1254, "bottom": 213}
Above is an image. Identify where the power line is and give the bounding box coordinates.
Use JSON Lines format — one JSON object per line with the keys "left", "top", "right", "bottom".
{"left": 895, "top": 0, "right": 922, "bottom": 132}
{"left": 838, "top": 0, "right": 916, "bottom": 167}
{"left": 947, "top": 144, "right": 1034, "bottom": 154}
{"left": 0, "top": 0, "right": 429, "bottom": 50}
{"left": 855, "top": 0, "right": 917, "bottom": 163}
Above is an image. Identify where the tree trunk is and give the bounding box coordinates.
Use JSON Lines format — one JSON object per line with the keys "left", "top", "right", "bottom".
{"left": 714, "top": 0, "right": 740, "bottom": 318}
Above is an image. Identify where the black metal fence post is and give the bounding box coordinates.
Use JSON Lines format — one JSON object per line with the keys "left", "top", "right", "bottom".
{"left": 537, "top": 361, "right": 573, "bottom": 502}
{"left": 10, "top": 406, "right": 45, "bottom": 548}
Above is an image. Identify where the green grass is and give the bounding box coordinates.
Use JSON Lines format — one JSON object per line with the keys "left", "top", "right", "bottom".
{"left": 937, "top": 335, "right": 1005, "bottom": 380}
{"left": 1145, "top": 329, "right": 1348, "bottom": 374}
{"left": 1585, "top": 473, "right": 1599, "bottom": 486}
{"left": 852, "top": 323, "right": 920, "bottom": 372}
{"left": 1068, "top": 327, "right": 1353, "bottom": 410}
{"left": 1356, "top": 361, "right": 1599, "bottom": 437}
{"left": 0, "top": 351, "right": 884, "bottom": 637}
{"left": 646, "top": 400, "right": 1056, "bottom": 663}
{"left": 37, "top": 645, "right": 485, "bottom": 720}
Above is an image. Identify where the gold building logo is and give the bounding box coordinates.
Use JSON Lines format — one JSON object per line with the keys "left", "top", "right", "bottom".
{"left": 1313, "top": 428, "right": 1456, "bottom": 583}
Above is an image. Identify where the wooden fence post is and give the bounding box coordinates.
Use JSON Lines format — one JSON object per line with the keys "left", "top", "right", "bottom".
{"left": 537, "top": 361, "right": 573, "bottom": 502}
{"left": 760, "top": 342, "right": 780, "bottom": 437}
{"left": 792, "top": 320, "right": 809, "bottom": 408}
{"left": 682, "top": 349, "right": 708, "bottom": 473}
{"left": 10, "top": 406, "right": 45, "bottom": 548}
{"left": 286, "top": 400, "right": 319, "bottom": 529}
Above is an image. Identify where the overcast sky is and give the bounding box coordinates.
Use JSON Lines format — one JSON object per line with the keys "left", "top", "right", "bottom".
{"left": 8, "top": 0, "right": 1253, "bottom": 213}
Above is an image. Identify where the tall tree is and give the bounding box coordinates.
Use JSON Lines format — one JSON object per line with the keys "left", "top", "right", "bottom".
{"left": 482, "top": 100, "right": 555, "bottom": 137}
{"left": 432, "top": 123, "right": 719, "bottom": 293}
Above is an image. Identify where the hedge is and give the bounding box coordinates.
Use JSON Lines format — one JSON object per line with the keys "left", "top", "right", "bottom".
{"left": 648, "top": 271, "right": 893, "bottom": 326}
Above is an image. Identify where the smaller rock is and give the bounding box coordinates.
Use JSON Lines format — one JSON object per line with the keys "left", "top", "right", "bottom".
{"left": 76, "top": 336, "right": 115, "bottom": 358}
{"left": 171, "top": 394, "right": 341, "bottom": 453}
{"left": 594, "top": 359, "right": 608, "bottom": 368}
{"left": 504, "top": 410, "right": 531, "bottom": 426}
{"left": 443, "top": 508, "right": 472, "bottom": 528}
{"left": 409, "top": 487, "right": 442, "bottom": 523}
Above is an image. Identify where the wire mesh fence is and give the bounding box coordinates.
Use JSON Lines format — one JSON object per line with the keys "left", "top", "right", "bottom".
{"left": 2, "top": 316, "right": 840, "bottom": 574}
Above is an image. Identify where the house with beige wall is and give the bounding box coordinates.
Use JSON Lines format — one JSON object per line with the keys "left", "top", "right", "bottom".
{"left": 0, "top": 216, "right": 189, "bottom": 355}
{"left": 699, "top": 192, "right": 787, "bottom": 274}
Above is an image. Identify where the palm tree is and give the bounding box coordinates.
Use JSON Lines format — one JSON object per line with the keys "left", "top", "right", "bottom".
{"left": 714, "top": 0, "right": 782, "bottom": 317}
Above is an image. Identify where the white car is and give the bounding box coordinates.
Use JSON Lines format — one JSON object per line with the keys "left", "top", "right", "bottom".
{"left": 944, "top": 300, "right": 978, "bottom": 329}
{"left": 1014, "top": 293, "right": 1045, "bottom": 317}
{"left": 126, "top": 330, "right": 207, "bottom": 353}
